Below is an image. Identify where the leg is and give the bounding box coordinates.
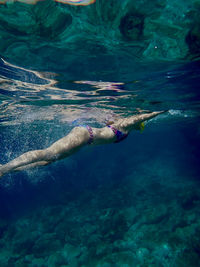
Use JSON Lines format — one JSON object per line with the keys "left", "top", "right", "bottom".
{"left": 0, "top": 149, "right": 53, "bottom": 177}
{"left": 14, "top": 161, "right": 50, "bottom": 172}
{"left": 0, "top": 126, "right": 90, "bottom": 177}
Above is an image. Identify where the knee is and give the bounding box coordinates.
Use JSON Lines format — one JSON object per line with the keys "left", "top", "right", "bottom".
{"left": 43, "top": 148, "right": 59, "bottom": 162}
{"left": 30, "top": 149, "right": 51, "bottom": 161}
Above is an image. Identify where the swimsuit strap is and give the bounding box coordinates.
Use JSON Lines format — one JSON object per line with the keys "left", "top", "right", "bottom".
{"left": 78, "top": 125, "right": 94, "bottom": 144}
{"left": 86, "top": 125, "right": 94, "bottom": 144}
{"left": 107, "top": 125, "right": 128, "bottom": 143}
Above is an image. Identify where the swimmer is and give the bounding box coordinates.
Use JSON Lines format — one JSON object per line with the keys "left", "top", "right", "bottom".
{"left": 0, "top": 111, "right": 166, "bottom": 178}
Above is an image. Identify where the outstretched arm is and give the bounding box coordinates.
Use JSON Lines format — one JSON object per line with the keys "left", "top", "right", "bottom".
{"left": 113, "top": 111, "right": 167, "bottom": 133}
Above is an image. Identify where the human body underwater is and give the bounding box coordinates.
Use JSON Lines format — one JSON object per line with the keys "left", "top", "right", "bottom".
{"left": 0, "top": 111, "right": 166, "bottom": 177}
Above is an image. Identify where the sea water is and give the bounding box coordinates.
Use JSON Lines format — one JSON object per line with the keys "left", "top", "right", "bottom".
{"left": 0, "top": 3, "right": 200, "bottom": 267}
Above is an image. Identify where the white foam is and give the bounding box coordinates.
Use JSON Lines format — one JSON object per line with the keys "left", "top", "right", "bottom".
{"left": 168, "top": 109, "right": 196, "bottom": 118}
{"left": 168, "top": 109, "right": 184, "bottom": 116}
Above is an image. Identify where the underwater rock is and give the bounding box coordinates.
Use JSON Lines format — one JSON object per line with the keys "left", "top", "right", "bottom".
{"left": 62, "top": 243, "right": 82, "bottom": 265}
{"left": 103, "top": 251, "right": 139, "bottom": 267}
{"left": 32, "top": 1, "right": 73, "bottom": 39}
{"left": 100, "top": 210, "right": 129, "bottom": 242}
{"left": 119, "top": 11, "right": 144, "bottom": 41}
{"left": 152, "top": 243, "right": 173, "bottom": 265}
{"left": 181, "top": 191, "right": 200, "bottom": 210}
{"left": 96, "top": 263, "right": 111, "bottom": 267}
{"left": 47, "top": 251, "right": 67, "bottom": 267}
{"left": 136, "top": 247, "right": 150, "bottom": 264}
{"left": 0, "top": 250, "right": 13, "bottom": 266}
{"left": 186, "top": 25, "right": 200, "bottom": 58}
{"left": 0, "top": 219, "right": 7, "bottom": 238}
{"left": 144, "top": 205, "right": 169, "bottom": 225}
{"left": 25, "top": 256, "right": 45, "bottom": 267}
{"left": 32, "top": 233, "right": 62, "bottom": 257}
{"left": 12, "top": 236, "right": 35, "bottom": 255}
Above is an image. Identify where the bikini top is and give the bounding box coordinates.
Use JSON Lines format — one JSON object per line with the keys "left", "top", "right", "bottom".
{"left": 81, "top": 124, "right": 128, "bottom": 145}
{"left": 107, "top": 125, "right": 128, "bottom": 143}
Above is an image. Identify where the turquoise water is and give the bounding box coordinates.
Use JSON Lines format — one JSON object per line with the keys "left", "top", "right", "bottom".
{"left": 0, "top": 1, "right": 200, "bottom": 266}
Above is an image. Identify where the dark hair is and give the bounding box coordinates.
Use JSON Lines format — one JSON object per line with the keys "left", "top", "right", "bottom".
{"left": 106, "top": 120, "right": 114, "bottom": 126}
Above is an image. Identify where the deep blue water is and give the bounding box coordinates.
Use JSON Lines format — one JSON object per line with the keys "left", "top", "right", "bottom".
{"left": 0, "top": 12, "right": 200, "bottom": 267}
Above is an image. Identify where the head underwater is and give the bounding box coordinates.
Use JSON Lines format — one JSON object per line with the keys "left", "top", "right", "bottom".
{"left": 134, "top": 122, "right": 145, "bottom": 132}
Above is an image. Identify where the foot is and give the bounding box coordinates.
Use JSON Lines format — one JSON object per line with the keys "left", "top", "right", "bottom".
{"left": 0, "top": 164, "right": 4, "bottom": 178}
